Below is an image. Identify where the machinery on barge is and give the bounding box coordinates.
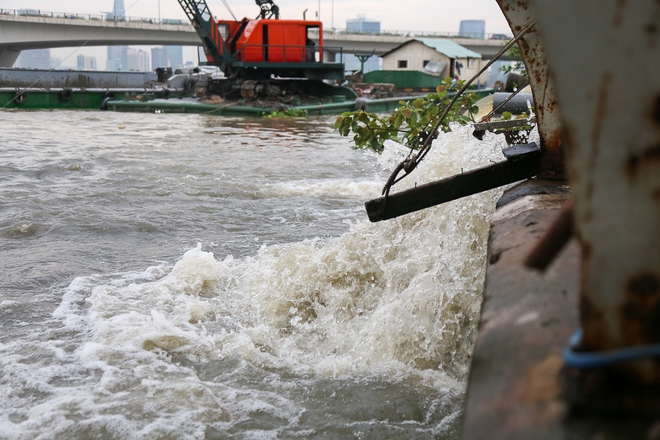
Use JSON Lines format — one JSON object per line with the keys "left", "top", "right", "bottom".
{"left": 177, "top": 0, "right": 348, "bottom": 101}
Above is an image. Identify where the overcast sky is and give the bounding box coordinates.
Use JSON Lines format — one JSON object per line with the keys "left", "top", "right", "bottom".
{"left": 3, "top": 0, "right": 512, "bottom": 68}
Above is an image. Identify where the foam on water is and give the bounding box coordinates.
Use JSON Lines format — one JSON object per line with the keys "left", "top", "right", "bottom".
{"left": 260, "top": 179, "right": 382, "bottom": 198}
{"left": 1, "top": 124, "right": 508, "bottom": 439}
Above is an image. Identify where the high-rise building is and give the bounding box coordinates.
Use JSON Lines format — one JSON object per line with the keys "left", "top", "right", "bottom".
{"left": 105, "top": 59, "right": 120, "bottom": 70}
{"left": 127, "top": 48, "right": 150, "bottom": 71}
{"left": 165, "top": 46, "right": 184, "bottom": 70}
{"left": 110, "top": 0, "right": 125, "bottom": 20}
{"left": 16, "top": 49, "right": 51, "bottom": 69}
{"left": 107, "top": 46, "right": 128, "bottom": 70}
{"left": 459, "top": 20, "right": 486, "bottom": 39}
{"left": 151, "top": 47, "right": 169, "bottom": 70}
{"left": 346, "top": 14, "right": 380, "bottom": 34}
{"left": 50, "top": 57, "right": 62, "bottom": 69}
{"left": 106, "top": 0, "right": 128, "bottom": 70}
{"left": 77, "top": 55, "right": 98, "bottom": 70}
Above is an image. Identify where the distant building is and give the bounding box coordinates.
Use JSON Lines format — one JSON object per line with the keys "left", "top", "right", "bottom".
{"left": 105, "top": 59, "right": 121, "bottom": 71}
{"left": 380, "top": 38, "right": 484, "bottom": 81}
{"left": 107, "top": 46, "right": 128, "bottom": 70}
{"left": 459, "top": 20, "right": 486, "bottom": 39}
{"left": 151, "top": 47, "right": 169, "bottom": 70}
{"left": 126, "top": 48, "right": 150, "bottom": 71}
{"left": 106, "top": 1, "right": 128, "bottom": 70}
{"left": 106, "top": 0, "right": 126, "bottom": 20}
{"left": 16, "top": 49, "right": 51, "bottom": 69}
{"left": 346, "top": 14, "right": 380, "bottom": 34}
{"left": 343, "top": 54, "right": 380, "bottom": 74}
{"left": 77, "top": 55, "right": 98, "bottom": 70}
{"left": 165, "top": 46, "right": 184, "bottom": 70}
{"left": 50, "top": 57, "right": 62, "bottom": 69}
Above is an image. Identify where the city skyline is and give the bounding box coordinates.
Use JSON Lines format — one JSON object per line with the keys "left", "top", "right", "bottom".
{"left": 8, "top": 0, "right": 512, "bottom": 70}
{"left": 2, "top": 0, "right": 512, "bottom": 35}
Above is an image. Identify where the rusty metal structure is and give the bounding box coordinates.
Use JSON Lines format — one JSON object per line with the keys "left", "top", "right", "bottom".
{"left": 495, "top": 0, "right": 563, "bottom": 179}
{"left": 495, "top": 0, "right": 660, "bottom": 411}
{"left": 365, "top": 0, "right": 660, "bottom": 419}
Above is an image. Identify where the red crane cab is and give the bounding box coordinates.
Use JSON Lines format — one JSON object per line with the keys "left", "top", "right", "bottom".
{"left": 209, "top": 17, "right": 342, "bottom": 79}
{"left": 215, "top": 18, "right": 323, "bottom": 64}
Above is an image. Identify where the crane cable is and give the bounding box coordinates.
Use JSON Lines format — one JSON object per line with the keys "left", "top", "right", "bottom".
{"left": 380, "top": 18, "right": 539, "bottom": 200}
{"left": 2, "top": 0, "right": 148, "bottom": 109}
{"left": 220, "top": 0, "right": 237, "bottom": 21}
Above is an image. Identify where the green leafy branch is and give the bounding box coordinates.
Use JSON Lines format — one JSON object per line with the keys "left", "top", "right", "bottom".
{"left": 334, "top": 78, "right": 480, "bottom": 153}
{"left": 499, "top": 42, "right": 527, "bottom": 78}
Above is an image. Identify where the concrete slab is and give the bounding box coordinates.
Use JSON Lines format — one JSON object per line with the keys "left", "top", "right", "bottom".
{"left": 460, "top": 180, "right": 660, "bottom": 439}
{"left": 461, "top": 180, "right": 578, "bottom": 439}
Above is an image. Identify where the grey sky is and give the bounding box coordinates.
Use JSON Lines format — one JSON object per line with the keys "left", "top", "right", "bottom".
{"left": 3, "top": 0, "right": 511, "bottom": 68}
{"left": 3, "top": 0, "right": 510, "bottom": 33}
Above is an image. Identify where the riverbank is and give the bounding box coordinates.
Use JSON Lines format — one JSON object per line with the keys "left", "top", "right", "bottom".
{"left": 460, "top": 179, "right": 577, "bottom": 439}
{"left": 460, "top": 180, "right": 660, "bottom": 439}
{"left": 1, "top": 89, "right": 496, "bottom": 116}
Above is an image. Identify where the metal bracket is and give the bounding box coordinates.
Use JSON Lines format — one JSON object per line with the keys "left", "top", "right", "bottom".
{"left": 365, "top": 143, "right": 541, "bottom": 222}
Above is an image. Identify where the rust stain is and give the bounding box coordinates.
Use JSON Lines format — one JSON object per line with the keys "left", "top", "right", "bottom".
{"left": 585, "top": 181, "right": 594, "bottom": 200}
{"left": 653, "top": 94, "right": 660, "bottom": 127}
{"left": 620, "top": 271, "right": 660, "bottom": 345}
{"left": 613, "top": 0, "right": 629, "bottom": 28}
{"left": 625, "top": 143, "right": 660, "bottom": 180}
{"left": 580, "top": 297, "right": 608, "bottom": 352}
{"left": 580, "top": 294, "right": 602, "bottom": 323}
{"left": 628, "top": 272, "right": 660, "bottom": 297}
{"left": 591, "top": 74, "right": 611, "bottom": 158}
{"left": 578, "top": 242, "right": 603, "bottom": 350}
{"left": 581, "top": 74, "right": 611, "bottom": 198}
{"left": 539, "top": 131, "right": 564, "bottom": 178}
{"left": 645, "top": 3, "right": 660, "bottom": 48}
{"left": 496, "top": 0, "right": 511, "bottom": 13}
{"left": 514, "top": 354, "right": 564, "bottom": 416}
{"left": 624, "top": 95, "right": 660, "bottom": 179}
{"left": 563, "top": 123, "right": 577, "bottom": 162}
{"left": 516, "top": 1, "right": 528, "bottom": 11}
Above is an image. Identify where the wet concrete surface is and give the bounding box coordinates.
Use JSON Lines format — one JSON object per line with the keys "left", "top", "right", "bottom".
{"left": 460, "top": 180, "right": 660, "bottom": 439}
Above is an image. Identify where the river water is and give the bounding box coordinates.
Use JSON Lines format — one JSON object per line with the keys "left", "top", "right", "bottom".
{"left": 0, "top": 110, "right": 507, "bottom": 439}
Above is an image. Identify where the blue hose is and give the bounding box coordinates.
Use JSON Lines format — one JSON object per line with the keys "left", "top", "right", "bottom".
{"left": 564, "top": 329, "right": 660, "bottom": 369}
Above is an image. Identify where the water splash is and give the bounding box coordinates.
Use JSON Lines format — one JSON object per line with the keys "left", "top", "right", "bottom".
{"left": 6, "top": 123, "right": 509, "bottom": 438}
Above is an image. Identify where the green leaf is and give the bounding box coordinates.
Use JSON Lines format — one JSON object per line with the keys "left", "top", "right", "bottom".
{"left": 394, "top": 113, "right": 404, "bottom": 129}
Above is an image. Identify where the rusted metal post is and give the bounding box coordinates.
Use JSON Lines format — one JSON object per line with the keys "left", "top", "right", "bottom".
{"left": 524, "top": 0, "right": 660, "bottom": 387}
{"left": 495, "top": 0, "right": 564, "bottom": 179}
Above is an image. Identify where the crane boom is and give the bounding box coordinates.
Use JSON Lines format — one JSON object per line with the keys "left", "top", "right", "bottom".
{"left": 177, "top": 0, "right": 228, "bottom": 68}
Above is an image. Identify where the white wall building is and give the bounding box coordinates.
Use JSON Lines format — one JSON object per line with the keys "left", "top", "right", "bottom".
{"left": 381, "top": 38, "right": 486, "bottom": 82}
{"left": 126, "top": 48, "right": 150, "bottom": 72}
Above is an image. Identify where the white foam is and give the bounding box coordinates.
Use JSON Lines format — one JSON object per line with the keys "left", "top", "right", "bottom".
{"left": 3, "top": 124, "right": 508, "bottom": 437}
{"left": 260, "top": 179, "right": 382, "bottom": 198}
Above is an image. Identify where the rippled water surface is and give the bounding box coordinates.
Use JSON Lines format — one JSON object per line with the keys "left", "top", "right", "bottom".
{"left": 0, "top": 110, "right": 506, "bottom": 439}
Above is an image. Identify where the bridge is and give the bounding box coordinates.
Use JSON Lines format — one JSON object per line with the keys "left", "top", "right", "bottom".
{"left": 0, "top": 11, "right": 508, "bottom": 68}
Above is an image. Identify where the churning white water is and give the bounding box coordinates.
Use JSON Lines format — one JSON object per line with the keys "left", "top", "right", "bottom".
{"left": 0, "top": 111, "right": 507, "bottom": 439}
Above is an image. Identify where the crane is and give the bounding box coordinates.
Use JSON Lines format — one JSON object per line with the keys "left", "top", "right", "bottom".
{"left": 177, "top": 0, "right": 344, "bottom": 81}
